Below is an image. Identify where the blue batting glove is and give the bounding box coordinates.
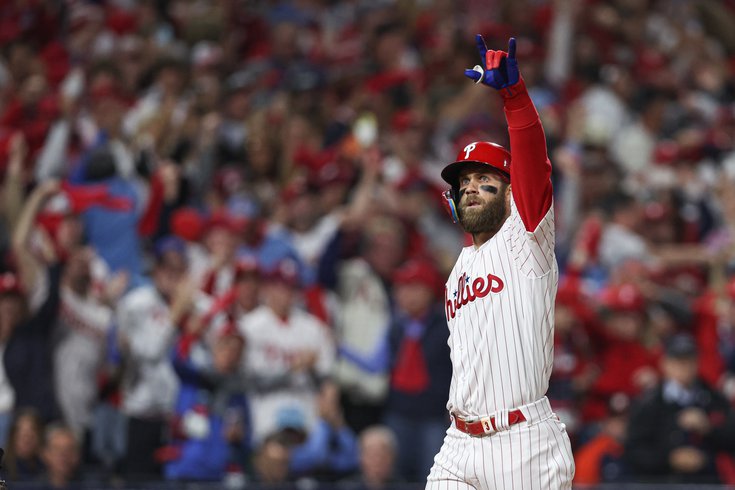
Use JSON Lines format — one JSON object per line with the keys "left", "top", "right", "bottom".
{"left": 464, "top": 35, "right": 519, "bottom": 90}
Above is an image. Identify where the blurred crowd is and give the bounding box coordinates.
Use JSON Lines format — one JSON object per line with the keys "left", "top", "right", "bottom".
{"left": 1, "top": 0, "right": 735, "bottom": 488}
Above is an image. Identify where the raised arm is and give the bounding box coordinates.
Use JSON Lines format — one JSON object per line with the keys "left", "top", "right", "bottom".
{"left": 465, "top": 36, "right": 553, "bottom": 232}
{"left": 11, "top": 180, "right": 61, "bottom": 293}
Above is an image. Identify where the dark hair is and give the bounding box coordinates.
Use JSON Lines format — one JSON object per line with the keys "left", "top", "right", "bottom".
{"left": 83, "top": 147, "right": 117, "bottom": 182}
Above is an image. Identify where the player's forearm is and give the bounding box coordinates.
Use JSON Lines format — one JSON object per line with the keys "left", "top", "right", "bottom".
{"left": 501, "top": 79, "right": 553, "bottom": 230}
{"left": 502, "top": 79, "right": 551, "bottom": 176}
{"left": 502, "top": 78, "right": 538, "bottom": 126}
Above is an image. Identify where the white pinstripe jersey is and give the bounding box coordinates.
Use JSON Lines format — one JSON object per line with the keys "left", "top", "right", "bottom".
{"left": 444, "top": 197, "right": 557, "bottom": 418}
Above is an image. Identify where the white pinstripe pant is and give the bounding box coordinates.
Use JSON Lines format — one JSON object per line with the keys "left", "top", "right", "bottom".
{"left": 426, "top": 398, "right": 575, "bottom": 490}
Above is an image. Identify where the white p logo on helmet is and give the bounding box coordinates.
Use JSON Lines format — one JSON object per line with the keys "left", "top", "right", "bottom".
{"left": 463, "top": 143, "right": 477, "bottom": 160}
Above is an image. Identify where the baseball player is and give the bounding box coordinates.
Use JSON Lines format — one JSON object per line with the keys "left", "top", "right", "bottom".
{"left": 427, "top": 36, "right": 574, "bottom": 489}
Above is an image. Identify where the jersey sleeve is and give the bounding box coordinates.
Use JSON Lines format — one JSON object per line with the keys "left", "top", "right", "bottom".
{"left": 503, "top": 78, "right": 553, "bottom": 233}
{"left": 506, "top": 199, "right": 555, "bottom": 277}
{"left": 502, "top": 79, "right": 555, "bottom": 277}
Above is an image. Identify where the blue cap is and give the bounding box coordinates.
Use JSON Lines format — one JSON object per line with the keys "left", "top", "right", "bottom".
{"left": 275, "top": 406, "right": 306, "bottom": 432}
{"left": 153, "top": 235, "right": 187, "bottom": 261}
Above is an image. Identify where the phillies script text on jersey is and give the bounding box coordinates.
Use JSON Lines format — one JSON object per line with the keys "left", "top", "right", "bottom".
{"left": 445, "top": 272, "right": 504, "bottom": 319}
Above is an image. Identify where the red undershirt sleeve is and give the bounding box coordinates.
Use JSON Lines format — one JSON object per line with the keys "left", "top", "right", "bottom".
{"left": 501, "top": 78, "right": 553, "bottom": 232}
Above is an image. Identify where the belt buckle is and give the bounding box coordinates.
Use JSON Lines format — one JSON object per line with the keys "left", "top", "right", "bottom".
{"left": 457, "top": 415, "right": 481, "bottom": 438}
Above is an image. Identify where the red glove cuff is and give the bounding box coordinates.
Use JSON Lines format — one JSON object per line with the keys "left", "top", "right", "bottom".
{"left": 502, "top": 78, "right": 539, "bottom": 129}
{"left": 500, "top": 77, "right": 531, "bottom": 107}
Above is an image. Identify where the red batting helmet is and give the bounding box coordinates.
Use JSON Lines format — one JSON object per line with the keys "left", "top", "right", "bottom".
{"left": 441, "top": 141, "right": 511, "bottom": 187}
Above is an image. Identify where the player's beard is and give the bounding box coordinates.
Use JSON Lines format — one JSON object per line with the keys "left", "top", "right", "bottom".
{"left": 459, "top": 190, "right": 508, "bottom": 235}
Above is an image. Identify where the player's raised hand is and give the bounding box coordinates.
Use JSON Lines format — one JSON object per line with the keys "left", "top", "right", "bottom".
{"left": 464, "top": 35, "right": 520, "bottom": 91}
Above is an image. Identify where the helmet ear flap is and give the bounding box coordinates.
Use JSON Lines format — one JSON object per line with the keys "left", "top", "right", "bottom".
{"left": 442, "top": 189, "right": 459, "bottom": 224}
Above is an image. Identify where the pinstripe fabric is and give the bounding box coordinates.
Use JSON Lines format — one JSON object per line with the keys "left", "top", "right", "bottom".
{"left": 429, "top": 197, "right": 574, "bottom": 489}
{"left": 426, "top": 399, "right": 574, "bottom": 489}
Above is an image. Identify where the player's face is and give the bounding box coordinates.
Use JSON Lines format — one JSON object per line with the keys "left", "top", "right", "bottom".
{"left": 456, "top": 167, "right": 510, "bottom": 234}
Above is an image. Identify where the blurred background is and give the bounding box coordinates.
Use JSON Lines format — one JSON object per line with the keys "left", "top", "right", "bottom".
{"left": 0, "top": 0, "right": 735, "bottom": 488}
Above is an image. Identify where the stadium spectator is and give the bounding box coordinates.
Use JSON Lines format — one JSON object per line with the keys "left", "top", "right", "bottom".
{"left": 625, "top": 334, "right": 735, "bottom": 484}
{"left": 583, "top": 282, "right": 660, "bottom": 423}
{"left": 239, "top": 257, "right": 335, "bottom": 443}
{"left": 53, "top": 245, "right": 118, "bottom": 443}
{"left": 39, "top": 423, "right": 81, "bottom": 490}
{"left": 382, "top": 259, "right": 450, "bottom": 481}
{"left": 0, "top": 271, "right": 23, "bottom": 446}
{"left": 4, "top": 181, "right": 65, "bottom": 424}
{"left": 549, "top": 277, "right": 599, "bottom": 441}
{"left": 321, "top": 213, "right": 408, "bottom": 433}
{"left": 250, "top": 434, "right": 291, "bottom": 485}
{"left": 692, "top": 275, "right": 735, "bottom": 402}
{"left": 346, "top": 425, "right": 400, "bottom": 490}
{"left": 3, "top": 408, "right": 44, "bottom": 483}
{"left": 573, "top": 393, "right": 630, "bottom": 485}
{"left": 288, "top": 381, "right": 359, "bottom": 480}
{"left": 116, "top": 236, "right": 191, "bottom": 478}
{"left": 163, "top": 323, "right": 250, "bottom": 482}
{"left": 337, "top": 259, "right": 451, "bottom": 481}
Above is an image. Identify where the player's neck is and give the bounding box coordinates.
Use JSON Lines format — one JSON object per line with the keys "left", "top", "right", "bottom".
{"left": 472, "top": 231, "right": 496, "bottom": 248}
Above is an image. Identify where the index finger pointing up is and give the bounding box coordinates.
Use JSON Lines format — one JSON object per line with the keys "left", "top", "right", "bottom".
{"left": 476, "top": 34, "right": 488, "bottom": 63}
{"left": 507, "top": 37, "right": 517, "bottom": 60}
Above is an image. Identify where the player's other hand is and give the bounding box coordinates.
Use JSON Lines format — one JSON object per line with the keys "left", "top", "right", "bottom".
{"left": 464, "top": 35, "right": 519, "bottom": 91}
